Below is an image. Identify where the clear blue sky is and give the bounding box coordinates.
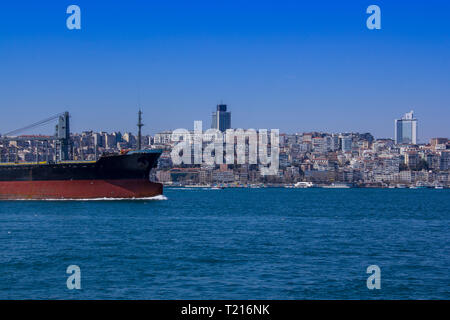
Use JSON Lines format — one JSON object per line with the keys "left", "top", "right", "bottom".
{"left": 0, "top": 0, "right": 449, "bottom": 141}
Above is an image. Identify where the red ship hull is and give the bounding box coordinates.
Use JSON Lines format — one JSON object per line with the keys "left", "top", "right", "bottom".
{"left": 0, "top": 179, "right": 163, "bottom": 200}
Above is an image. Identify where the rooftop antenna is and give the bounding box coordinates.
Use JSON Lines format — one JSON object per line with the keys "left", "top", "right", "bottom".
{"left": 137, "top": 109, "right": 144, "bottom": 150}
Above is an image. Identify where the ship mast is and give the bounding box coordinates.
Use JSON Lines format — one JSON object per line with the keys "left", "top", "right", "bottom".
{"left": 137, "top": 109, "right": 143, "bottom": 150}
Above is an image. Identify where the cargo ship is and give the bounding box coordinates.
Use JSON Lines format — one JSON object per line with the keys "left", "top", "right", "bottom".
{"left": 0, "top": 111, "right": 163, "bottom": 200}
{"left": 0, "top": 150, "right": 163, "bottom": 200}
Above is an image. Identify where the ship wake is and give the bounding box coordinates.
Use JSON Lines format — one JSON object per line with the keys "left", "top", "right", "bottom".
{"left": 5, "top": 195, "right": 168, "bottom": 201}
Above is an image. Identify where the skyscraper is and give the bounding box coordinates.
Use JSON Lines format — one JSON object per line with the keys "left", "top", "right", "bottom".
{"left": 395, "top": 111, "right": 418, "bottom": 145}
{"left": 211, "top": 104, "right": 231, "bottom": 132}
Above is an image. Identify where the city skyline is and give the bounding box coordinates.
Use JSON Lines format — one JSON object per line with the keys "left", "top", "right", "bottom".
{"left": 0, "top": 106, "right": 447, "bottom": 143}
{"left": 3, "top": 115, "right": 448, "bottom": 187}
{"left": 0, "top": 1, "right": 449, "bottom": 140}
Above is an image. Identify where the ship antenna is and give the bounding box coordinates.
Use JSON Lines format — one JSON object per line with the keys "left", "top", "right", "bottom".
{"left": 137, "top": 109, "right": 144, "bottom": 150}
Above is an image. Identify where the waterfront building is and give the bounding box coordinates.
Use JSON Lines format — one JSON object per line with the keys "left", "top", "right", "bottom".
{"left": 212, "top": 169, "right": 234, "bottom": 183}
{"left": 156, "top": 170, "right": 171, "bottom": 183}
{"left": 199, "top": 170, "right": 212, "bottom": 184}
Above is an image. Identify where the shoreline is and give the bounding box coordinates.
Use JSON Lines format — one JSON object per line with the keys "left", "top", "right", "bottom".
{"left": 164, "top": 184, "right": 448, "bottom": 190}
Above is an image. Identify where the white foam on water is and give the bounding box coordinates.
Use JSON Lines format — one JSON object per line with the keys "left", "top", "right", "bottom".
{"left": 3, "top": 195, "right": 168, "bottom": 201}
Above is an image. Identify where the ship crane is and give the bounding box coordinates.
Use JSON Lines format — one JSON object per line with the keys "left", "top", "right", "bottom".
{"left": 0, "top": 111, "right": 71, "bottom": 162}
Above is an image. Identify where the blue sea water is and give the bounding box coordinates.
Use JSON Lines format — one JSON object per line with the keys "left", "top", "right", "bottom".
{"left": 0, "top": 188, "right": 449, "bottom": 300}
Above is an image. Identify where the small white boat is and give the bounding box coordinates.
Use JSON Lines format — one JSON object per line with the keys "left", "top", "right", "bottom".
{"left": 293, "top": 181, "right": 315, "bottom": 188}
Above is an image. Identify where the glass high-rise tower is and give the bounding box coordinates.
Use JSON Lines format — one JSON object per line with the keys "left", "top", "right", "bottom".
{"left": 211, "top": 104, "right": 231, "bottom": 132}
{"left": 395, "top": 111, "right": 418, "bottom": 145}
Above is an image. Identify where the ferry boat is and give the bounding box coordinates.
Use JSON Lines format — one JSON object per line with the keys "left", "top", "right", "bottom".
{"left": 293, "top": 181, "right": 315, "bottom": 188}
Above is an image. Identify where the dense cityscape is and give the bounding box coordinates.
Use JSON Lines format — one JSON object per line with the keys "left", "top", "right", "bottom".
{"left": 0, "top": 106, "right": 449, "bottom": 188}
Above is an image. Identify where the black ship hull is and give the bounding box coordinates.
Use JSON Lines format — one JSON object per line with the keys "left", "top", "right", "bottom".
{"left": 0, "top": 150, "right": 163, "bottom": 199}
